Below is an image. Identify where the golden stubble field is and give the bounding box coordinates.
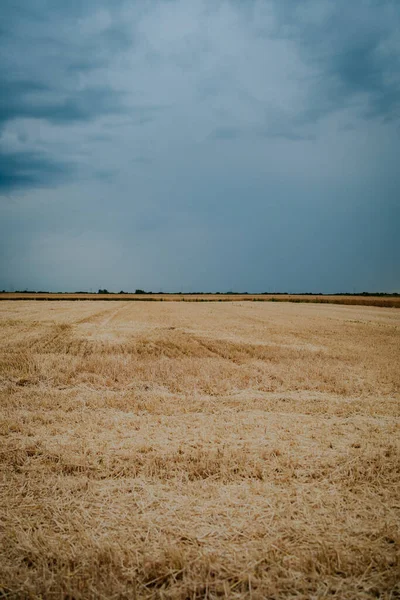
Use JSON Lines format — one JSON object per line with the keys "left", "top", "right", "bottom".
{"left": 1, "top": 293, "right": 400, "bottom": 308}
{"left": 0, "top": 301, "right": 399, "bottom": 599}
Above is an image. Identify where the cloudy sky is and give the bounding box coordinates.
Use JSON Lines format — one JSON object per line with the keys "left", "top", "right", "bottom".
{"left": 0, "top": 0, "right": 399, "bottom": 293}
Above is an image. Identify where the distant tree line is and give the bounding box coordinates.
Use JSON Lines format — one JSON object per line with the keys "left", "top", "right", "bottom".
{"left": 5, "top": 289, "right": 400, "bottom": 297}
{"left": 98, "top": 289, "right": 148, "bottom": 295}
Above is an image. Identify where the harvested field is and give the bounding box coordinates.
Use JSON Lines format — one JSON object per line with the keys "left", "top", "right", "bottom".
{"left": 1, "top": 292, "right": 400, "bottom": 308}
{"left": 0, "top": 301, "right": 399, "bottom": 599}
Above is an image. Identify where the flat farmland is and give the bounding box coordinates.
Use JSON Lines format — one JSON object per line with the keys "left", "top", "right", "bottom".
{"left": 0, "top": 301, "right": 399, "bottom": 599}
{"left": 1, "top": 292, "right": 400, "bottom": 308}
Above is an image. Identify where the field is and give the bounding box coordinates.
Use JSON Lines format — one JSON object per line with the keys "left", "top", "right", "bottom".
{"left": 1, "top": 293, "right": 400, "bottom": 309}
{"left": 0, "top": 301, "right": 399, "bottom": 599}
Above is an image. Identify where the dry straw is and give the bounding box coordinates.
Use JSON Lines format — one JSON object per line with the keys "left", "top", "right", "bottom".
{"left": 0, "top": 300, "right": 399, "bottom": 598}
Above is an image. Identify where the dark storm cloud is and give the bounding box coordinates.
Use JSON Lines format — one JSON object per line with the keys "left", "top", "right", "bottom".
{"left": 0, "top": 148, "right": 72, "bottom": 192}
{"left": 0, "top": 82, "right": 126, "bottom": 126}
{"left": 0, "top": 0, "right": 399, "bottom": 292}
{"left": 207, "top": 0, "right": 400, "bottom": 144}
{"left": 271, "top": 0, "right": 400, "bottom": 125}
{"left": 0, "top": 0, "right": 131, "bottom": 189}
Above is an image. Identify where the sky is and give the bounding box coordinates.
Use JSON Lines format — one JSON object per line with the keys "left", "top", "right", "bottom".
{"left": 0, "top": 0, "right": 399, "bottom": 293}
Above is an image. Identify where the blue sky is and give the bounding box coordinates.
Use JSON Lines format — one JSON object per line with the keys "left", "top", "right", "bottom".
{"left": 0, "top": 0, "right": 399, "bottom": 292}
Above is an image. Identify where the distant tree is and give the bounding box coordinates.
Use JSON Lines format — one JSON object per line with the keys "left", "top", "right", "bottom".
{"left": 135, "top": 289, "right": 146, "bottom": 294}
{"left": 98, "top": 289, "right": 109, "bottom": 294}
{"left": 119, "top": 290, "right": 125, "bottom": 294}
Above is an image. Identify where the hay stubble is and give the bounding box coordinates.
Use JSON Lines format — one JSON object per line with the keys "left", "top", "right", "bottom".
{"left": 0, "top": 301, "right": 399, "bottom": 598}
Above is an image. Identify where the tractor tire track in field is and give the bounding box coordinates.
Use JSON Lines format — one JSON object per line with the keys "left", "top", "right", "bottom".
{"left": 3, "top": 304, "right": 129, "bottom": 355}
{"left": 75, "top": 303, "right": 129, "bottom": 327}
{"left": 99, "top": 303, "right": 129, "bottom": 327}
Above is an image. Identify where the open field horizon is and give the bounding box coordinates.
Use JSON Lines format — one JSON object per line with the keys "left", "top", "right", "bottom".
{"left": 1, "top": 292, "right": 400, "bottom": 309}
{"left": 1, "top": 300, "right": 399, "bottom": 598}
